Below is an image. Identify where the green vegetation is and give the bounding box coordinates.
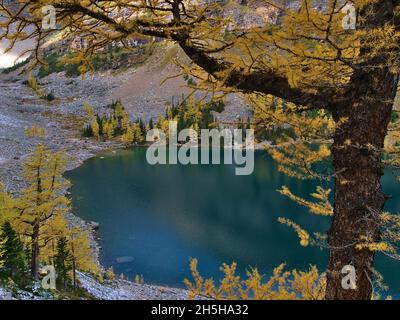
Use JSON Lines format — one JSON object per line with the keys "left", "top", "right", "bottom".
{"left": 162, "top": 96, "right": 225, "bottom": 133}
{"left": 0, "top": 142, "right": 99, "bottom": 297}
{"left": 0, "top": 222, "right": 28, "bottom": 287}
{"left": 23, "top": 76, "right": 57, "bottom": 101}
{"left": 82, "top": 100, "right": 147, "bottom": 144}
{"left": 54, "top": 237, "right": 73, "bottom": 290}
{"left": 38, "top": 45, "right": 152, "bottom": 78}
{"left": 38, "top": 53, "right": 81, "bottom": 78}
{"left": 82, "top": 97, "right": 226, "bottom": 145}
{"left": 41, "top": 91, "right": 55, "bottom": 101}
{"left": 1, "top": 58, "right": 30, "bottom": 74}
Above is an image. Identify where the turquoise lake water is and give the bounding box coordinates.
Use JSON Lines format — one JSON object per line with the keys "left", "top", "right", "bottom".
{"left": 65, "top": 149, "right": 400, "bottom": 293}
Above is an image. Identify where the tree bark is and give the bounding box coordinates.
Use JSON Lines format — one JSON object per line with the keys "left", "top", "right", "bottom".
{"left": 325, "top": 68, "right": 399, "bottom": 299}
{"left": 71, "top": 242, "right": 77, "bottom": 290}
{"left": 72, "top": 259, "right": 76, "bottom": 290}
{"left": 31, "top": 222, "right": 40, "bottom": 280}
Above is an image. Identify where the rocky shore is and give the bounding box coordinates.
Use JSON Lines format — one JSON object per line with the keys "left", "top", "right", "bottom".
{"left": 0, "top": 62, "right": 208, "bottom": 300}
{"left": 0, "top": 70, "right": 192, "bottom": 300}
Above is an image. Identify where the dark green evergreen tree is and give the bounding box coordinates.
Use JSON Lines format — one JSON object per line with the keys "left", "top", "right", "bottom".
{"left": 138, "top": 119, "right": 146, "bottom": 135}
{"left": 54, "top": 237, "right": 73, "bottom": 290}
{"left": 96, "top": 114, "right": 104, "bottom": 135}
{"left": 83, "top": 124, "right": 94, "bottom": 137}
{"left": 0, "top": 221, "right": 27, "bottom": 284}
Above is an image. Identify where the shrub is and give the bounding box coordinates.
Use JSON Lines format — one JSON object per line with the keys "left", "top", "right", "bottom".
{"left": 41, "top": 91, "right": 55, "bottom": 101}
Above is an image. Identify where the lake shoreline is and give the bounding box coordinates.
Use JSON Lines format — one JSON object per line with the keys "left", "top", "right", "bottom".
{"left": 0, "top": 51, "right": 255, "bottom": 299}
{"left": 0, "top": 139, "right": 195, "bottom": 299}
{"left": 0, "top": 74, "right": 192, "bottom": 298}
{"left": 64, "top": 144, "right": 198, "bottom": 300}
{"left": 0, "top": 71, "right": 262, "bottom": 299}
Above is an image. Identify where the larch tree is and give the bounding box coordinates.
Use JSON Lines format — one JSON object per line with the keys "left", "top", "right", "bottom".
{"left": 14, "top": 145, "right": 70, "bottom": 280}
{"left": 121, "top": 122, "right": 134, "bottom": 143}
{"left": 132, "top": 122, "right": 144, "bottom": 143}
{"left": 103, "top": 121, "right": 115, "bottom": 140}
{"left": 0, "top": 184, "right": 16, "bottom": 226}
{"left": 0, "top": 131, "right": 98, "bottom": 285}
{"left": 67, "top": 226, "right": 99, "bottom": 289}
{"left": 184, "top": 258, "right": 326, "bottom": 300}
{"left": 91, "top": 117, "right": 100, "bottom": 141}
{"left": 2, "top": 0, "right": 400, "bottom": 299}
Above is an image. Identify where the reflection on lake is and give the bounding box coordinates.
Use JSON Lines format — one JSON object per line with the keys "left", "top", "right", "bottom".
{"left": 65, "top": 149, "right": 400, "bottom": 293}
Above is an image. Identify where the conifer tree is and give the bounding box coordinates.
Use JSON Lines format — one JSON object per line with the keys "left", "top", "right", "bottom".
{"left": 0, "top": 240, "right": 4, "bottom": 270}
{"left": 121, "top": 112, "right": 130, "bottom": 133}
{"left": 91, "top": 118, "right": 100, "bottom": 141}
{"left": 15, "top": 145, "right": 69, "bottom": 280}
{"left": 0, "top": 151, "right": 97, "bottom": 287}
{"left": 83, "top": 101, "right": 94, "bottom": 120}
{"left": 103, "top": 121, "right": 114, "bottom": 140}
{"left": 132, "top": 122, "right": 144, "bottom": 144}
{"left": 54, "top": 237, "right": 73, "bottom": 290}
{"left": 121, "top": 124, "right": 134, "bottom": 144}
{"left": 114, "top": 101, "right": 125, "bottom": 130}
{"left": 0, "top": 184, "right": 16, "bottom": 226}
{"left": 96, "top": 115, "right": 104, "bottom": 136}
{"left": 0, "top": 221, "right": 27, "bottom": 284}
{"left": 67, "top": 227, "right": 98, "bottom": 289}
{"left": 138, "top": 119, "right": 146, "bottom": 136}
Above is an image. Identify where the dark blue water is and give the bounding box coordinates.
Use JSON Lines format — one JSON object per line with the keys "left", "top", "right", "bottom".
{"left": 65, "top": 149, "right": 400, "bottom": 293}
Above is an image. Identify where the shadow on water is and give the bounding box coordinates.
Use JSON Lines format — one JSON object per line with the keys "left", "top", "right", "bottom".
{"left": 65, "top": 149, "right": 400, "bottom": 294}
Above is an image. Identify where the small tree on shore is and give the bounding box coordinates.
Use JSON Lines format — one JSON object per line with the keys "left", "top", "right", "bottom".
{"left": 54, "top": 237, "right": 73, "bottom": 290}
{"left": 14, "top": 145, "right": 70, "bottom": 280}
{"left": 0, "top": 221, "right": 27, "bottom": 285}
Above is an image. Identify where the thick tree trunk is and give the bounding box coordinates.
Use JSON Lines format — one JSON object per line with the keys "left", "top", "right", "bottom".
{"left": 325, "top": 69, "right": 399, "bottom": 299}
{"left": 31, "top": 223, "right": 40, "bottom": 280}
